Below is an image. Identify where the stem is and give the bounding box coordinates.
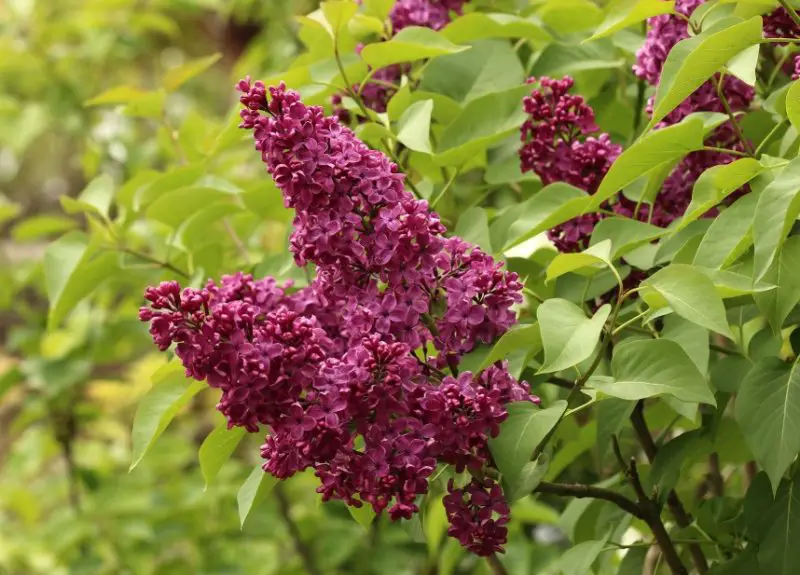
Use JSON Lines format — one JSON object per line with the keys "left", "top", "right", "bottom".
{"left": 275, "top": 484, "right": 322, "bottom": 575}
{"left": 486, "top": 554, "right": 508, "bottom": 575}
{"left": 120, "top": 248, "right": 190, "bottom": 278}
{"left": 776, "top": 2, "right": 800, "bottom": 28}
{"left": 223, "top": 218, "right": 250, "bottom": 264}
{"left": 535, "top": 481, "right": 643, "bottom": 519}
{"left": 702, "top": 146, "right": 748, "bottom": 157}
{"left": 716, "top": 73, "right": 754, "bottom": 156}
{"left": 630, "top": 404, "right": 709, "bottom": 573}
{"left": 612, "top": 438, "right": 688, "bottom": 575}
{"left": 430, "top": 166, "right": 460, "bottom": 209}
{"left": 761, "top": 37, "right": 800, "bottom": 44}
{"left": 522, "top": 287, "right": 545, "bottom": 304}
{"left": 754, "top": 120, "right": 787, "bottom": 157}
{"left": 612, "top": 309, "right": 650, "bottom": 336}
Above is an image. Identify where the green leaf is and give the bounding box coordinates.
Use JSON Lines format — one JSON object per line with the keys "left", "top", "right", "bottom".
{"left": 555, "top": 539, "right": 606, "bottom": 575}
{"left": 596, "top": 398, "right": 635, "bottom": 460}
{"left": 502, "top": 183, "right": 592, "bottom": 250}
{"left": 647, "top": 16, "right": 763, "bottom": 129}
{"left": 478, "top": 323, "right": 542, "bottom": 375}
{"left": 736, "top": 357, "right": 800, "bottom": 492}
{"left": 164, "top": 53, "right": 222, "bottom": 92}
{"left": 693, "top": 190, "right": 760, "bottom": 268}
{"left": 360, "top": 27, "right": 469, "bottom": 68}
{"left": 753, "top": 157, "right": 800, "bottom": 281}
{"left": 537, "top": 300, "right": 610, "bottom": 374}
{"left": 758, "top": 472, "right": 800, "bottom": 573}
{"left": 727, "top": 42, "right": 760, "bottom": 86}
{"left": 346, "top": 499, "right": 376, "bottom": 530}
{"left": 454, "top": 207, "right": 492, "bottom": 254}
{"left": 145, "top": 186, "right": 232, "bottom": 228}
{"left": 755, "top": 236, "right": 800, "bottom": 332}
{"left": 488, "top": 401, "right": 567, "bottom": 496}
{"left": 641, "top": 264, "right": 733, "bottom": 338}
{"left": 12, "top": 215, "right": 76, "bottom": 242}
{"left": 44, "top": 232, "right": 119, "bottom": 330}
{"left": 199, "top": 423, "right": 246, "bottom": 489}
{"left": 649, "top": 430, "right": 712, "bottom": 497}
{"left": 84, "top": 85, "right": 149, "bottom": 106}
{"left": 321, "top": 0, "right": 359, "bottom": 37}
{"left": 531, "top": 42, "right": 625, "bottom": 79}
{"left": 424, "top": 496, "right": 448, "bottom": 557}
{"left": 442, "top": 13, "right": 551, "bottom": 44}
{"left": 786, "top": 80, "right": 800, "bottom": 135}
{"left": 546, "top": 240, "right": 615, "bottom": 282}
{"left": 130, "top": 361, "right": 205, "bottom": 470}
{"left": 435, "top": 84, "right": 530, "bottom": 167}
{"left": 662, "top": 314, "right": 710, "bottom": 375}
{"left": 60, "top": 174, "right": 115, "bottom": 220}
{"left": 395, "top": 99, "right": 433, "bottom": 154}
{"left": 678, "top": 158, "right": 763, "bottom": 230}
{"left": 237, "top": 464, "right": 279, "bottom": 528}
{"left": 419, "top": 39, "right": 525, "bottom": 104}
{"left": 591, "top": 338, "right": 716, "bottom": 404}
{"left": 587, "top": 0, "right": 675, "bottom": 41}
{"left": 589, "top": 217, "right": 665, "bottom": 259}
{"left": 592, "top": 116, "right": 706, "bottom": 207}
{"left": 0, "top": 197, "right": 21, "bottom": 226}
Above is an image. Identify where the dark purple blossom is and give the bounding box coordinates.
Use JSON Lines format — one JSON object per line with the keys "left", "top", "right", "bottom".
{"left": 444, "top": 478, "right": 510, "bottom": 556}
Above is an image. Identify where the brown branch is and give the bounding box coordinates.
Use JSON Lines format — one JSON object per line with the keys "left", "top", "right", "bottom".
{"left": 274, "top": 484, "right": 321, "bottom": 575}
{"left": 612, "top": 438, "right": 688, "bottom": 575}
{"left": 630, "top": 403, "right": 709, "bottom": 574}
{"left": 535, "top": 481, "right": 644, "bottom": 519}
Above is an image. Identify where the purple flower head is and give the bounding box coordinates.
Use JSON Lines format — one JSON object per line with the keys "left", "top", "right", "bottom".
{"left": 444, "top": 478, "right": 510, "bottom": 556}
{"left": 390, "top": 0, "right": 466, "bottom": 32}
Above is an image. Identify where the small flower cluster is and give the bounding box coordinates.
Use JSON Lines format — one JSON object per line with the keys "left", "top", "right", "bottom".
{"left": 763, "top": 6, "right": 800, "bottom": 78}
{"left": 141, "top": 80, "right": 537, "bottom": 557}
{"left": 334, "top": 0, "right": 467, "bottom": 122}
{"left": 519, "top": 76, "right": 621, "bottom": 252}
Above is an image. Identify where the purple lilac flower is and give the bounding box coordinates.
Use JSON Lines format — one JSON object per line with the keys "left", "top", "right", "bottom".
{"left": 390, "top": 0, "right": 467, "bottom": 32}
{"left": 519, "top": 76, "right": 621, "bottom": 252}
{"left": 139, "top": 78, "right": 539, "bottom": 558}
{"left": 443, "top": 478, "right": 511, "bottom": 556}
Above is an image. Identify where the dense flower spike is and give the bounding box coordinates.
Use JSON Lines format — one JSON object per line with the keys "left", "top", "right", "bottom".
{"left": 140, "top": 79, "right": 537, "bottom": 557}
{"left": 334, "top": 0, "right": 466, "bottom": 122}
{"left": 519, "top": 76, "right": 621, "bottom": 252}
{"left": 389, "top": 0, "right": 467, "bottom": 32}
{"left": 444, "top": 478, "right": 511, "bottom": 556}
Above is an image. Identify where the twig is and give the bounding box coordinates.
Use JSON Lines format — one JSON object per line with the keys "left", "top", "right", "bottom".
{"left": 120, "top": 248, "right": 190, "bottom": 278}
{"left": 535, "top": 481, "right": 643, "bottom": 519}
{"left": 274, "top": 484, "right": 322, "bottom": 575}
{"left": 754, "top": 120, "right": 787, "bottom": 157}
{"left": 630, "top": 403, "right": 709, "bottom": 573}
{"left": 612, "top": 437, "right": 688, "bottom": 575}
{"left": 716, "top": 73, "right": 754, "bottom": 156}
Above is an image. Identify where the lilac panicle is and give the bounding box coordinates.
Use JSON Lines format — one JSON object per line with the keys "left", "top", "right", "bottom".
{"left": 139, "top": 77, "right": 538, "bottom": 557}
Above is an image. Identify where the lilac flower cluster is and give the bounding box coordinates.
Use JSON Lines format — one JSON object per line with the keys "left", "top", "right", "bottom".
{"left": 334, "top": 0, "right": 467, "bottom": 123}
{"left": 141, "top": 80, "right": 537, "bottom": 556}
{"left": 632, "top": 0, "right": 757, "bottom": 226}
{"left": 444, "top": 478, "right": 510, "bottom": 556}
{"left": 519, "top": 76, "right": 621, "bottom": 252}
{"left": 763, "top": 7, "right": 800, "bottom": 78}
{"left": 390, "top": 0, "right": 467, "bottom": 32}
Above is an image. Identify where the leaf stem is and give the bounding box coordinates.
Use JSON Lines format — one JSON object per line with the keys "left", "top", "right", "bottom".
{"left": 486, "top": 554, "right": 508, "bottom": 575}
{"left": 702, "top": 146, "right": 748, "bottom": 157}
{"left": 120, "top": 248, "right": 190, "bottom": 278}
{"left": 754, "top": 119, "right": 787, "bottom": 157}
{"left": 776, "top": 2, "right": 800, "bottom": 29}
{"left": 715, "top": 73, "right": 754, "bottom": 156}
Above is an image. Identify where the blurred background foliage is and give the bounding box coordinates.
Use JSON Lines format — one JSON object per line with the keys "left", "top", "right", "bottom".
{"left": 0, "top": 0, "right": 721, "bottom": 573}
